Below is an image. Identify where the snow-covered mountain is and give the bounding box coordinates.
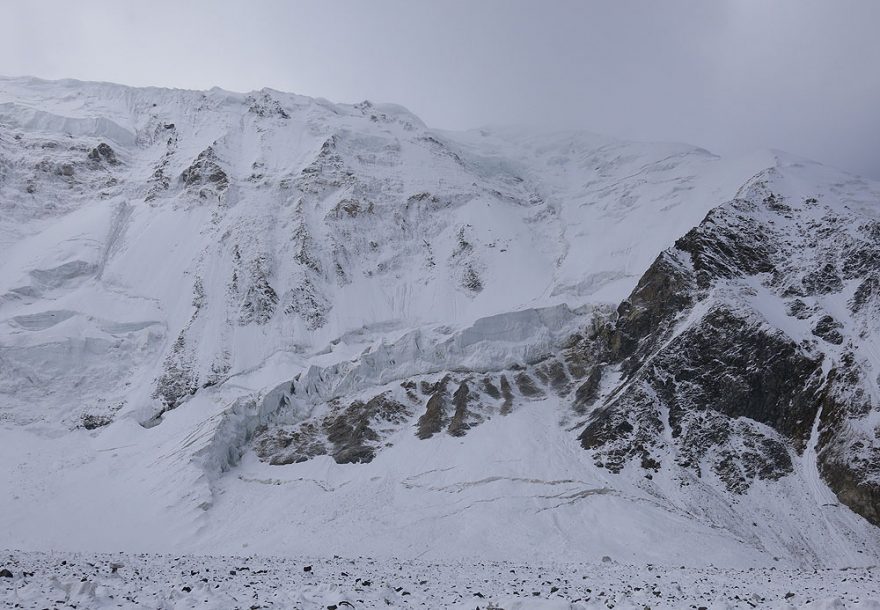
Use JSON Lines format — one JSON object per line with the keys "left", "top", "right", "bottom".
{"left": 1, "top": 76, "right": 879, "bottom": 568}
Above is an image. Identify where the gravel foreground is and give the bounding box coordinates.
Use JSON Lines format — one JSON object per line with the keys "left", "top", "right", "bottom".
{"left": 1, "top": 550, "right": 879, "bottom": 609}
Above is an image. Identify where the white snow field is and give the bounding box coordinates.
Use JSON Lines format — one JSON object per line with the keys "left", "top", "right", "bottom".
{"left": 1, "top": 76, "right": 880, "bottom": 607}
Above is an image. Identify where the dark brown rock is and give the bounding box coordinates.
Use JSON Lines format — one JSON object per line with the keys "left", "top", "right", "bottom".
{"left": 514, "top": 372, "right": 544, "bottom": 398}
{"left": 447, "top": 381, "right": 471, "bottom": 437}
{"left": 573, "top": 366, "right": 602, "bottom": 414}
{"left": 499, "top": 375, "right": 514, "bottom": 415}
{"left": 417, "top": 376, "right": 450, "bottom": 439}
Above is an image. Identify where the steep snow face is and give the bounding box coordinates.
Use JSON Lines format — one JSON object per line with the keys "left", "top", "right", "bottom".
{"left": 0, "top": 77, "right": 879, "bottom": 567}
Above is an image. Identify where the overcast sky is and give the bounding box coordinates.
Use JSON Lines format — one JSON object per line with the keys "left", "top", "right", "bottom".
{"left": 3, "top": 0, "right": 878, "bottom": 178}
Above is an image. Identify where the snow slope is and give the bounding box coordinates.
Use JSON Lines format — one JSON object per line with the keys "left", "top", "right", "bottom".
{"left": 1, "top": 76, "right": 879, "bottom": 573}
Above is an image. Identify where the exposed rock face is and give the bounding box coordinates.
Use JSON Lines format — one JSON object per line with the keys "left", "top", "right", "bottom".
{"left": 572, "top": 366, "right": 602, "bottom": 413}
{"left": 88, "top": 142, "right": 118, "bottom": 165}
{"left": 606, "top": 249, "right": 696, "bottom": 370}
{"left": 255, "top": 391, "right": 410, "bottom": 465}
{"left": 819, "top": 455, "right": 880, "bottom": 526}
{"left": 416, "top": 375, "right": 450, "bottom": 440}
{"left": 818, "top": 359, "right": 880, "bottom": 526}
{"left": 181, "top": 145, "right": 228, "bottom": 197}
{"left": 813, "top": 315, "right": 844, "bottom": 345}
{"left": 498, "top": 375, "right": 514, "bottom": 415}
{"left": 447, "top": 381, "right": 472, "bottom": 437}
{"left": 514, "top": 371, "right": 544, "bottom": 398}
{"left": 237, "top": 255, "right": 278, "bottom": 326}
{"left": 583, "top": 305, "right": 819, "bottom": 490}
{"left": 578, "top": 172, "right": 880, "bottom": 522}
{"left": 654, "top": 308, "right": 824, "bottom": 447}
{"left": 153, "top": 334, "right": 199, "bottom": 411}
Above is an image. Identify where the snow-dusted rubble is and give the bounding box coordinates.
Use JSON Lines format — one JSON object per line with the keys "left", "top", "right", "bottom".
{"left": 3, "top": 550, "right": 879, "bottom": 610}
{"left": 1, "top": 77, "right": 880, "bottom": 602}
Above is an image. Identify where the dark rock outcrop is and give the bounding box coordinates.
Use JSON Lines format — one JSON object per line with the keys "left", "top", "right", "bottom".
{"left": 88, "top": 142, "right": 118, "bottom": 165}
{"left": 417, "top": 376, "right": 450, "bottom": 439}
{"left": 324, "top": 393, "right": 408, "bottom": 464}
{"left": 447, "top": 381, "right": 472, "bottom": 437}
{"left": 578, "top": 181, "right": 880, "bottom": 517}
{"left": 255, "top": 392, "right": 409, "bottom": 465}
{"left": 181, "top": 146, "right": 228, "bottom": 196}
{"left": 514, "top": 372, "right": 544, "bottom": 398}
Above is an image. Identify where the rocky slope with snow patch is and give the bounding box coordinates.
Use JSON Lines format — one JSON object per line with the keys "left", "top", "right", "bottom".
{"left": 0, "top": 76, "right": 879, "bottom": 567}
{"left": 580, "top": 166, "right": 880, "bottom": 526}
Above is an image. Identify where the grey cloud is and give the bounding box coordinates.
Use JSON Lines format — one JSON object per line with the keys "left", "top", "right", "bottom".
{"left": 2, "top": 0, "right": 878, "bottom": 178}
